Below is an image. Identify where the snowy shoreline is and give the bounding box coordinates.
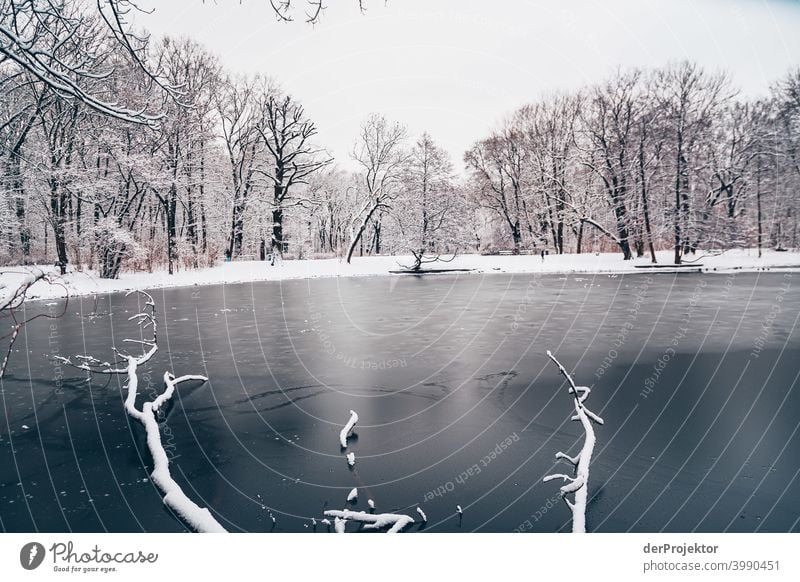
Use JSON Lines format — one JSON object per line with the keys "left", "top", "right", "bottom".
{"left": 3, "top": 249, "right": 798, "bottom": 303}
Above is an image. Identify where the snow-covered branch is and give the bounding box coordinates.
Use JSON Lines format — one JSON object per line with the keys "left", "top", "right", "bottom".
{"left": 543, "top": 350, "right": 604, "bottom": 533}
{"left": 1, "top": 267, "right": 66, "bottom": 380}
{"left": 0, "top": 267, "right": 46, "bottom": 311}
{"left": 56, "top": 290, "right": 227, "bottom": 533}
{"left": 0, "top": 0, "right": 167, "bottom": 125}
{"left": 339, "top": 409, "right": 358, "bottom": 448}
{"left": 323, "top": 509, "right": 414, "bottom": 533}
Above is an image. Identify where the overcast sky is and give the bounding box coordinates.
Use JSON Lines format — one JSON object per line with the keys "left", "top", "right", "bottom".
{"left": 137, "top": 0, "right": 800, "bottom": 172}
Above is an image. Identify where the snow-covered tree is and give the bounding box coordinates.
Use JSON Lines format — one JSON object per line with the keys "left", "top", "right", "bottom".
{"left": 256, "top": 92, "right": 332, "bottom": 258}
{"left": 653, "top": 62, "right": 733, "bottom": 263}
{"left": 391, "top": 133, "right": 464, "bottom": 270}
{"left": 347, "top": 113, "right": 408, "bottom": 263}
{"left": 217, "top": 75, "right": 268, "bottom": 260}
{"left": 464, "top": 126, "right": 528, "bottom": 253}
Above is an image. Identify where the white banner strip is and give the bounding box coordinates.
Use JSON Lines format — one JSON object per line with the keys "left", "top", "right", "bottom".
{"left": 1, "top": 533, "right": 797, "bottom": 581}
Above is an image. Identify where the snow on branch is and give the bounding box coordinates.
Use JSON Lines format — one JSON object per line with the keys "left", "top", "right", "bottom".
{"left": 543, "top": 351, "right": 604, "bottom": 533}
{"left": 56, "top": 290, "right": 227, "bottom": 533}
{"left": 264, "top": 0, "right": 370, "bottom": 24}
{"left": 0, "top": 1, "right": 176, "bottom": 125}
{"left": 323, "top": 509, "right": 415, "bottom": 533}
{"left": 53, "top": 290, "right": 157, "bottom": 374}
{"left": 1, "top": 267, "right": 67, "bottom": 380}
{"left": 339, "top": 409, "right": 358, "bottom": 448}
{"left": 0, "top": 267, "right": 45, "bottom": 311}
{"left": 334, "top": 516, "right": 346, "bottom": 533}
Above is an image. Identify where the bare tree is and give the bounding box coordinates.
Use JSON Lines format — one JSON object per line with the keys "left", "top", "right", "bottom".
{"left": 772, "top": 68, "right": 800, "bottom": 250}
{"left": 578, "top": 70, "right": 644, "bottom": 260}
{"left": 0, "top": 69, "right": 48, "bottom": 262}
{"left": 393, "top": 133, "right": 462, "bottom": 271}
{"left": 306, "top": 167, "right": 357, "bottom": 254}
{"left": 655, "top": 62, "right": 731, "bottom": 264}
{"left": 218, "top": 76, "right": 266, "bottom": 260}
{"left": 774, "top": 68, "right": 800, "bottom": 178}
{"left": 35, "top": 91, "right": 83, "bottom": 273}
{"left": 702, "top": 101, "right": 766, "bottom": 250}
{"left": 347, "top": 113, "right": 407, "bottom": 263}
{"left": 150, "top": 37, "right": 220, "bottom": 274}
{"left": 633, "top": 76, "right": 664, "bottom": 263}
{"left": 517, "top": 94, "right": 582, "bottom": 253}
{"left": 464, "top": 127, "right": 527, "bottom": 253}
{"left": 256, "top": 93, "right": 332, "bottom": 258}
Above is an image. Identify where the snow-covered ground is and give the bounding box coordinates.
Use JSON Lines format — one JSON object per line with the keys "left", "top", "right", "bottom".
{"left": 3, "top": 248, "right": 798, "bottom": 302}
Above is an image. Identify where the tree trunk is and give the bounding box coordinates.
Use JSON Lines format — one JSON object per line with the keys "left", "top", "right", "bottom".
{"left": 373, "top": 219, "right": 382, "bottom": 255}
{"left": 13, "top": 179, "right": 30, "bottom": 261}
{"left": 638, "top": 126, "right": 657, "bottom": 264}
{"left": 674, "top": 143, "right": 684, "bottom": 265}
{"left": 272, "top": 207, "right": 284, "bottom": 256}
{"left": 166, "top": 189, "right": 178, "bottom": 275}
{"left": 186, "top": 160, "right": 198, "bottom": 268}
{"left": 49, "top": 178, "right": 69, "bottom": 272}
{"left": 555, "top": 195, "right": 565, "bottom": 254}
{"left": 641, "top": 178, "right": 657, "bottom": 264}
{"left": 6, "top": 156, "right": 31, "bottom": 262}
{"left": 199, "top": 142, "right": 208, "bottom": 254}
{"left": 74, "top": 195, "right": 82, "bottom": 268}
{"left": 226, "top": 205, "right": 245, "bottom": 260}
{"left": 166, "top": 139, "right": 180, "bottom": 274}
{"left": 611, "top": 193, "right": 633, "bottom": 260}
{"left": 756, "top": 156, "right": 763, "bottom": 258}
{"left": 511, "top": 220, "right": 521, "bottom": 254}
{"left": 347, "top": 201, "right": 382, "bottom": 264}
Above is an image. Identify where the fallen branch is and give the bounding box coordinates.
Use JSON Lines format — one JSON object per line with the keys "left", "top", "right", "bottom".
{"left": 543, "top": 351, "right": 604, "bottom": 533}
{"left": 56, "top": 290, "right": 227, "bottom": 533}
{"left": 339, "top": 409, "right": 358, "bottom": 448}
{"left": 1, "top": 267, "right": 67, "bottom": 380}
{"left": 323, "top": 509, "right": 415, "bottom": 533}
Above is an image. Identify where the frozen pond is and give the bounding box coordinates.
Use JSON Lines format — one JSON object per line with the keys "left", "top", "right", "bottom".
{"left": 1, "top": 271, "right": 798, "bottom": 532}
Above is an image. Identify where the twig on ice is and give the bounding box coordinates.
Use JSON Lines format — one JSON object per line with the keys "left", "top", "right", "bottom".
{"left": 543, "top": 351, "right": 604, "bottom": 533}
{"left": 339, "top": 409, "right": 358, "bottom": 448}
{"left": 555, "top": 452, "right": 579, "bottom": 466}
{"left": 1, "top": 267, "right": 68, "bottom": 380}
{"left": 324, "top": 509, "right": 414, "bottom": 533}
{"left": 56, "top": 290, "right": 226, "bottom": 533}
{"left": 334, "top": 516, "right": 346, "bottom": 533}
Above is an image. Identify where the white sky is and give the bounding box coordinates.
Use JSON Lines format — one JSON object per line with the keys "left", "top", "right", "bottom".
{"left": 136, "top": 0, "right": 800, "bottom": 172}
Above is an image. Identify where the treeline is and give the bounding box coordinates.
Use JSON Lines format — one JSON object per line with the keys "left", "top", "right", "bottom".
{"left": 465, "top": 64, "right": 800, "bottom": 263}
{"left": 1, "top": 5, "right": 798, "bottom": 277}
